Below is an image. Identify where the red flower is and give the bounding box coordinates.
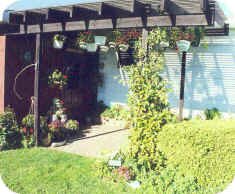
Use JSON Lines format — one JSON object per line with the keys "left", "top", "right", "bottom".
{"left": 29, "top": 128, "right": 34, "bottom": 134}
{"left": 63, "top": 75, "right": 68, "bottom": 79}
{"left": 22, "top": 127, "right": 27, "bottom": 133}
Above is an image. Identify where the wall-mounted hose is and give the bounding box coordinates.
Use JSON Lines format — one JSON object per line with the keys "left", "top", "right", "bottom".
{"left": 13, "top": 64, "right": 36, "bottom": 100}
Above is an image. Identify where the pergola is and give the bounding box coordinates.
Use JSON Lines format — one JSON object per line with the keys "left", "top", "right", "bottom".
{"left": 0, "top": 0, "right": 229, "bottom": 146}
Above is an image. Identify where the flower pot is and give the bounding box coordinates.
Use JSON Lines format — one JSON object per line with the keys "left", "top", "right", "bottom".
{"left": 87, "top": 43, "right": 97, "bottom": 52}
{"left": 99, "top": 45, "right": 109, "bottom": 53}
{"left": 95, "top": 36, "right": 107, "bottom": 46}
{"left": 79, "top": 41, "right": 87, "bottom": 50}
{"left": 53, "top": 40, "right": 64, "bottom": 49}
{"left": 118, "top": 44, "right": 129, "bottom": 52}
{"left": 109, "top": 42, "right": 117, "bottom": 49}
{"left": 52, "top": 114, "right": 58, "bottom": 122}
{"left": 61, "top": 114, "right": 67, "bottom": 123}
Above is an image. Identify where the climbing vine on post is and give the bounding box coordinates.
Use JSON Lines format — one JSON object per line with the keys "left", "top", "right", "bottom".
{"left": 125, "top": 28, "right": 173, "bottom": 172}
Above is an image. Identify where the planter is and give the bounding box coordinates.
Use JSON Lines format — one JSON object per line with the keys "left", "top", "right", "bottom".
{"left": 41, "top": 134, "right": 52, "bottom": 147}
{"left": 118, "top": 44, "right": 129, "bottom": 52}
{"left": 53, "top": 40, "right": 64, "bottom": 49}
{"left": 95, "top": 36, "right": 107, "bottom": 46}
{"left": 109, "top": 42, "right": 117, "bottom": 49}
{"left": 51, "top": 140, "right": 67, "bottom": 147}
{"left": 60, "top": 114, "right": 67, "bottom": 123}
{"left": 87, "top": 43, "right": 97, "bottom": 52}
{"left": 79, "top": 41, "right": 87, "bottom": 50}
{"left": 52, "top": 114, "right": 58, "bottom": 122}
{"left": 99, "top": 45, "right": 109, "bottom": 53}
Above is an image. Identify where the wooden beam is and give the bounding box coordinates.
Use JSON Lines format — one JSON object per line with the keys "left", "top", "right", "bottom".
{"left": 73, "top": 3, "right": 102, "bottom": 19}
{"left": 25, "top": 11, "right": 46, "bottom": 25}
{"left": 147, "top": 16, "right": 172, "bottom": 26}
{"left": 47, "top": 9, "right": 71, "bottom": 21}
{"left": 34, "top": 33, "right": 41, "bottom": 147}
{"left": 0, "top": 23, "right": 20, "bottom": 34}
{"left": 9, "top": 13, "right": 24, "bottom": 24}
{"left": 179, "top": 51, "right": 187, "bottom": 121}
{"left": 176, "top": 14, "right": 208, "bottom": 26}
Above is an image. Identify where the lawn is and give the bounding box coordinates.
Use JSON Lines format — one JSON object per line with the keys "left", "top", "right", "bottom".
{"left": 0, "top": 148, "right": 132, "bottom": 194}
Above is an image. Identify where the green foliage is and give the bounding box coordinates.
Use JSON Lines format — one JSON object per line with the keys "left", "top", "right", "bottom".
{"left": 158, "top": 120, "right": 235, "bottom": 192}
{"left": 0, "top": 149, "right": 132, "bottom": 194}
{"left": 53, "top": 34, "right": 66, "bottom": 42}
{"left": 65, "top": 120, "right": 79, "bottom": 131}
{"left": 125, "top": 28, "right": 172, "bottom": 172}
{"left": 101, "top": 104, "right": 130, "bottom": 121}
{"left": 0, "top": 108, "right": 22, "bottom": 150}
{"left": 48, "top": 69, "right": 68, "bottom": 89}
{"left": 204, "top": 108, "right": 221, "bottom": 120}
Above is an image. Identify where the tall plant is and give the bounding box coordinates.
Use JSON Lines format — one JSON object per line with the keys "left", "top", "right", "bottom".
{"left": 125, "top": 28, "right": 173, "bottom": 172}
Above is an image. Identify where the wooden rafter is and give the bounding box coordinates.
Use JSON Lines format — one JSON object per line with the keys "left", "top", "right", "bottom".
{"left": 0, "top": 0, "right": 226, "bottom": 35}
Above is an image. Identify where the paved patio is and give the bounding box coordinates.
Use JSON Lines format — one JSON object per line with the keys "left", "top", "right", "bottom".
{"left": 52, "top": 120, "right": 130, "bottom": 158}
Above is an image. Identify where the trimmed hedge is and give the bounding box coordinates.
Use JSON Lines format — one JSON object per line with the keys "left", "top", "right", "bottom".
{"left": 158, "top": 120, "right": 235, "bottom": 193}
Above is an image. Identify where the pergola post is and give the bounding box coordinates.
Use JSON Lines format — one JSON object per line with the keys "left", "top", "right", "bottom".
{"left": 34, "top": 33, "right": 41, "bottom": 147}
{"left": 179, "top": 51, "right": 187, "bottom": 121}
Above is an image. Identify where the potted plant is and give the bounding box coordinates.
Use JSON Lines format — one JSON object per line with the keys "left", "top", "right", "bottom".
{"left": 53, "top": 34, "right": 67, "bottom": 49}
{"left": 65, "top": 119, "right": 79, "bottom": 138}
{"left": 76, "top": 31, "right": 95, "bottom": 51}
{"left": 48, "top": 119, "right": 68, "bottom": 147}
{"left": 48, "top": 69, "right": 68, "bottom": 90}
{"left": 99, "top": 45, "right": 109, "bottom": 53}
{"left": 107, "top": 30, "right": 122, "bottom": 49}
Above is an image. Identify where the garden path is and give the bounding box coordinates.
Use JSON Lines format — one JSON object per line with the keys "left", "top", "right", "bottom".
{"left": 52, "top": 120, "right": 130, "bottom": 158}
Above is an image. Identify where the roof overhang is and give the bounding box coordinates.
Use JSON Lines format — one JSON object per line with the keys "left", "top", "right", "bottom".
{"left": 0, "top": 0, "right": 229, "bottom": 35}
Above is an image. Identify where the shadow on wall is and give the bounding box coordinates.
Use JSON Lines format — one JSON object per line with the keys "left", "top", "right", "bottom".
{"left": 164, "top": 30, "right": 235, "bottom": 117}
{"left": 98, "top": 49, "right": 129, "bottom": 106}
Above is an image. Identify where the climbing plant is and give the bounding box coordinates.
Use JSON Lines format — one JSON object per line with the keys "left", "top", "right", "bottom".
{"left": 124, "top": 28, "right": 174, "bottom": 172}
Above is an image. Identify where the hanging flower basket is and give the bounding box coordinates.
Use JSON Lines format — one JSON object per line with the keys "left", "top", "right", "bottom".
{"left": 87, "top": 43, "right": 97, "bottom": 52}
{"left": 79, "top": 41, "right": 87, "bottom": 50}
{"left": 109, "top": 41, "right": 117, "bottom": 49}
{"left": 99, "top": 45, "right": 109, "bottom": 53}
{"left": 118, "top": 44, "right": 129, "bottom": 52}
{"left": 95, "top": 36, "right": 107, "bottom": 46}
{"left": 53, "top": 34, "right": 66, "bottom": 49}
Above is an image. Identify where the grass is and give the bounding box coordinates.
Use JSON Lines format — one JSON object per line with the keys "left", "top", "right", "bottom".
{"left": 0, "top": 148, "right": 132, "bottom": 194}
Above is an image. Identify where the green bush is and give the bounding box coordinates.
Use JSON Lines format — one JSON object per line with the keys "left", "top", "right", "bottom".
{"left": 158, "top": 120, "right": 235, "bottom": 193}
{"left": 0, "top": 108, "right": 22, "bottom": 150}
{"left": 101, "top": 104, "right": 129, "bottom": 121}
{"left": 204, "top": 108, "right": 221, "bottom": 120}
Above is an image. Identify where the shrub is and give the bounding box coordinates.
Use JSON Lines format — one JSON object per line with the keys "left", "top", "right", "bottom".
{"left": 204, "top": 108, "right": 221, "bottom": 120}
{"left": 101, "top": 104, "right": 130, "bottom": 121}
{"left": 0, "top": 108, "right": 22, "bottom": 150}
{"left": 158, "top": 120, "right": 235, "bottom": 193}
{"left": 126, "top": 28, "right": 172, "bottom": 172}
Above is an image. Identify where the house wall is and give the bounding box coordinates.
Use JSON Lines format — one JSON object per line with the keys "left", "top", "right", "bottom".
{"left": 98, "top": 29, "right": 235, "bottom": 118}
{"left": 0, "top": 36, "right": 6, "bottom": 113}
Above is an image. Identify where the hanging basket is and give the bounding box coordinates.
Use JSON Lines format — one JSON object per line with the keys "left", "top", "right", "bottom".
{"left": 79, "top": 41, "right": 87, "bottom": 50}
{"left": 99, "top": 45, "right": 109, "bottom": 53}
{"left": 53, "top": 40, "right": 64, "bottom": 49}
{"left": 95, "top": 36, "right": 107, "bottom": 46}
{"left": 109, "top": 42, "right": 117, "bottom": 49}
{"left": 87, "top": 43, "right": 97, "bottom": 52}
{"left": 118, "top": 44, "right": 129, "bottom": 52}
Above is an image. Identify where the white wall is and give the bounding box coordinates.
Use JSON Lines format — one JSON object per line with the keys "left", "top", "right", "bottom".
{"left": 98, "top": 30, "right": 235, "bottom": 118}
{"left": 163, "top": 29, "right": 235, "bottom": 118}
{"left": 98, "top": 49, "right": 128, "bottom": 106}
